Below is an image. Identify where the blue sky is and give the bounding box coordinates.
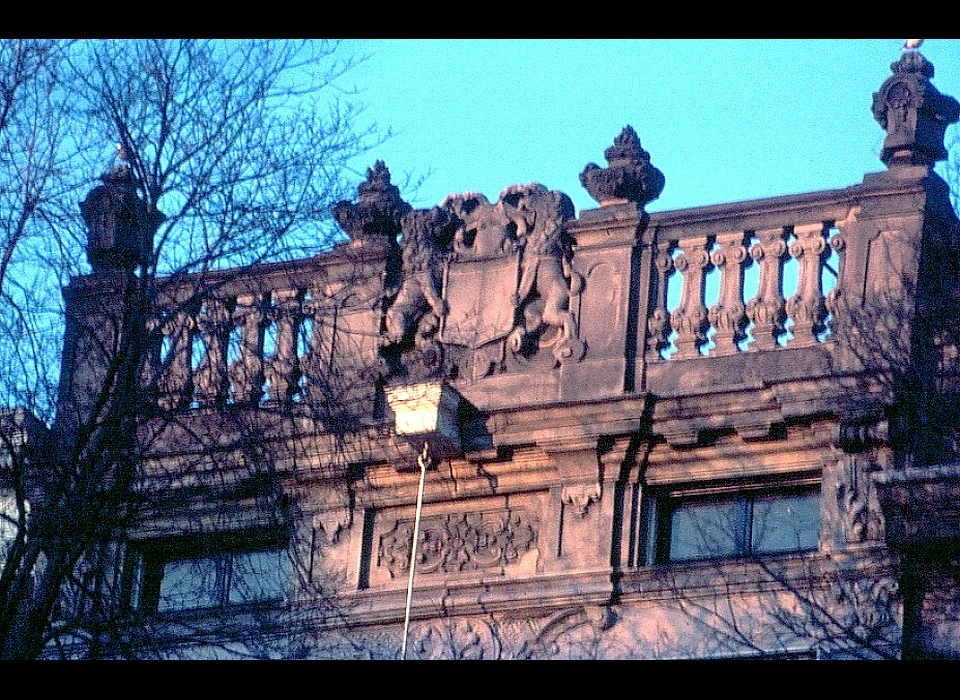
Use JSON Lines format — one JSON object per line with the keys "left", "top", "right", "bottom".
{"left": 341, "top": 39, "right": 960, "bottom": 216}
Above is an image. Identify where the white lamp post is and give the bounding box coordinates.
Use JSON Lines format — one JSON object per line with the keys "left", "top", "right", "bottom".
{"left": 384, "top": 381, "right": 464, "bottom": 660}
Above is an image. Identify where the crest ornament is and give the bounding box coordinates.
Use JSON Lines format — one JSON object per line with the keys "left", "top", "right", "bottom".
{"left": 442, "top": 192, "right": 518, "bottom": 260}
{"left": 381, "top": 184, "right": 587, "bottom": 381}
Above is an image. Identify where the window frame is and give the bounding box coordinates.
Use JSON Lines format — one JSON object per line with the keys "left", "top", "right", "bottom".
{"left": 123, "top": 529, "right": 288, "bottom": 615}
{"left": 0, "top": 490, "right": 28, "bottom": 567}
{"left": 642, "top": 479, "right": 821, "bottom": 566}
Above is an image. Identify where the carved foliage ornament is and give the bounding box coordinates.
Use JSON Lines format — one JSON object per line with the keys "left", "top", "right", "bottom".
{"left": 647, "top": 241, "right": 675, "bottom": 359}
{"left": 825, "top": 577, "right": 900, "bottom": 650}
{"left": 407, "top": 618, "right": 501, "bottom": 660}
{"left": 406, "top": 606, "right": 616, "bottom": 660}
{"left": 834, "top": 456, "right": 884, "bottom": 545}
{"left": 377, "top": 508, "right": 537, "bottom": 578}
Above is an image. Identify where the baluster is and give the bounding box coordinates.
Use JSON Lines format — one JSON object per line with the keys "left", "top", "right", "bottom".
{"left": 670, "top": 236, "right": 712, "bottom": 359}
{"left": 194, "top": 298, "right": 231, "bottom": 406}
{"left": 746, "top": 227, "right": 789, "bottom": 351}
{"left": 708, "top": 231, "right": 750, "bottom": 356}
{"left": 229, "top": 294, "right": 265, "bottom": 404}
{"left": 157, "top": 311, "right": 195, "bottom": 410}
{"left": 824, "top": 228, "right": 847, "bottom": 340}
{"left": 300, "top": 283, "right": 334, "bottom": 405}
{"left": 646, "top": 239, "right": 675, "bottom": 362}
{"left": 264, "top": 289, "right": 303, "bottom": 403}
{"left": 785, "top": 223, "right": 830, "bottom": 347}
{"left": 139, "top": 315, "right": 162, "bottom": 410}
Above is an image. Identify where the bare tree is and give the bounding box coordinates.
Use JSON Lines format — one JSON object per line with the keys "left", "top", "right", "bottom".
{"left": 0, "top": 39, "right": 379, "bottom": 660}
{"left": 0, "top": 40, "right": 85, "bottom": 418}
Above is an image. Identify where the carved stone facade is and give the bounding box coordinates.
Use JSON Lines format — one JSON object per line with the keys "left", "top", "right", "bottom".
{"left": 47, "top": 49, "right": 960, "bottom": 659}
{"left": 377, "top": 508, "right": 538, "bottom": 579}
{"left": 377, "top": 182, "right": 589, "bottom": 384}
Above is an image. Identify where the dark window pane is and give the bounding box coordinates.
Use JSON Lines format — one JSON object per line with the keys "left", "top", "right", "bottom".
{"left": 751, "top": 491, "right": 820, "bottom": 555}
{"left": 0, "top": 493, "right": 27, "bottom": 561}
{"left": 228, "top": 549, "right": 286, "bottom": 604}
{"left": 158, "top": 556, "right": 222, "bottom": 612}
{"left": 669, "top": 498, "right": 744, "bottom": 561}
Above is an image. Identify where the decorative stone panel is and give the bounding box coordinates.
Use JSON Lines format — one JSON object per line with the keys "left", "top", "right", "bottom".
{"left": 376, "top": 507, "right": 538, "bottom": 579}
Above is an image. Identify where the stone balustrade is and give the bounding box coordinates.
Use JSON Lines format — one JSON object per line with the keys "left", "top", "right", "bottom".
{"left": 142, "top": 242, "right": 391, "bottom": 418}
{"left": 648, "top": 219, "right": 842, "bottom": 361}
{"left": 138, "top": 164, "right": 936, "bottom": 420}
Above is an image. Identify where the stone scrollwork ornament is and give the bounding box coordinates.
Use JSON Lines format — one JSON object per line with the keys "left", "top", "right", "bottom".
{"left": 378, "top": 509, "right": 538, "bottom": 578}
{"left": 561, "top": 483, "right": 601, "bottom": 517}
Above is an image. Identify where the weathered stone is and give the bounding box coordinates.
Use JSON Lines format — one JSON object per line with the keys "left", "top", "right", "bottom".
{"left": 333, "top": 160, "right": 411, "bottom": 245}
{"left": 80, "top": 161, "right": 164, "bottom": 272}
{"left": 580, "top": 126, "right": 665, "bottom": 208}
{"left": 45, "top": 45, "right": 960, "bottom": 660}
{"left": 872, "top": 51, "right": 960, "bottom": 168}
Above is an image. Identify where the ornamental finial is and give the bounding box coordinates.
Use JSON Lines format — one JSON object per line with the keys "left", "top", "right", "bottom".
{"left": 872, "top": 44, "right": 959, "bottom": 168}
{"left": 579, "top": 126, "right": 664, "bottom": 209}
{"left": 333, "top": 161, "right": 411, "bottom": 245}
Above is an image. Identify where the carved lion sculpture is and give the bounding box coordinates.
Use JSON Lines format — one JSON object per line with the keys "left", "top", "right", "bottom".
{"left": 384, "top": 207, "right": 457, "bottom": 347}
{"left": 499, "top": 184, "right": 585, "bottom": 363}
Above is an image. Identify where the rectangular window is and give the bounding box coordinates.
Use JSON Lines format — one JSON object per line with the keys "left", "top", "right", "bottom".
{"left": 0, "top": 491, "right": 27, "bottom": 565}
{"left": 645, "top": 485, "right": 820, "bottom": 564}
{"left": 125, "top": 532, "right": 287, "bottom": 614}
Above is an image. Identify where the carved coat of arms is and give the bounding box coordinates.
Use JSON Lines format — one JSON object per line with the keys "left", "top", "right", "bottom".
{"left": 380, "top": 185, "right": 586, "bottom": 382}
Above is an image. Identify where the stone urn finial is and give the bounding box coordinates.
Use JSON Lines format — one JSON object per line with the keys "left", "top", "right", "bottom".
{"left": 334, "top": 160, "right": 412, "bottom": 245}
{"left": 872, "top": 45, "right": 959, "bottom": 169}
{"left": 79, "top": 152, "right": 164, "bottom": 273}
{"left": 580, "top": 126, "right": 665, "bottom": 208}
